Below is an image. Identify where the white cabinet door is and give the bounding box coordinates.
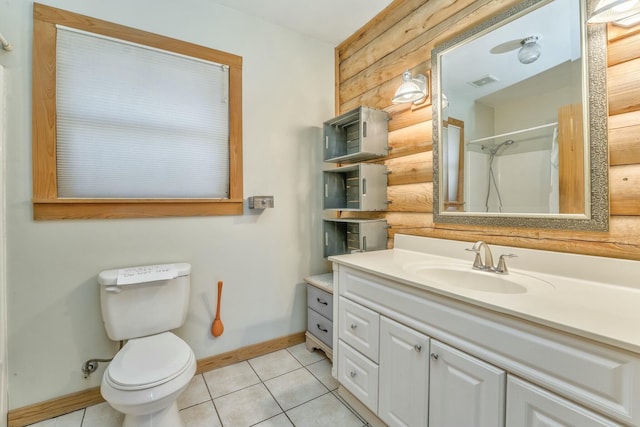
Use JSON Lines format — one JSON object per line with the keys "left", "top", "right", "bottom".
{"left": 429, "top": 340, "right": 505, "bottom": 427}
{"left": 506, "top": 376, "right": 624, "bottom": 427}
{"left": 378, "top": 317, "right": 430, "bottom": 427}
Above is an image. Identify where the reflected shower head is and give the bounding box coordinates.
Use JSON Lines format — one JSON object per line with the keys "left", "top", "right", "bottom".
{"left": 483, "top": 139, "right": 515, "bottom": 155}
{"left": 495, "top": 139, "right": 515, "bottom": 152}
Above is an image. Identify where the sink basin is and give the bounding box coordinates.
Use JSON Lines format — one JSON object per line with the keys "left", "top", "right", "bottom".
{"left": 405, "top": 264, "right": 554, "bottom": 294}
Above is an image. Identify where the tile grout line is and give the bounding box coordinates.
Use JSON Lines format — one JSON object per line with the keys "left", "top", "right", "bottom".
{"left": 40, "top": 346, "right": 348, "bottom": 427}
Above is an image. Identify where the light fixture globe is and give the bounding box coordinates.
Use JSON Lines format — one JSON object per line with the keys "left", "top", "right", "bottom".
{"left": 392, "top": 70, "right": 428, "bottom": 104}
{"left": 518, "top": 36, "right": 541, "bottom": 64}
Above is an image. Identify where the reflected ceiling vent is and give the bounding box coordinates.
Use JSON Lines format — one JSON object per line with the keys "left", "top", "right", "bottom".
{"left": 468, "top": 75, "right": 499, "bottom": 87}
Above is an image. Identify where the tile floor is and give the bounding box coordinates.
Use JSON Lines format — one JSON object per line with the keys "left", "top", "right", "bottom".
{"left": 28, "top": 343, "right": 368, "bottom": 427}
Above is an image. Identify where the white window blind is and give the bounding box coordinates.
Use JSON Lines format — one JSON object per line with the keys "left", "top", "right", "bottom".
{"left": 56, "top": 26, "right": 230, "bottom": 199}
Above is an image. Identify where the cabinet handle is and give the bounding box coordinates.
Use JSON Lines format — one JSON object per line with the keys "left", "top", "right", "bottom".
{"left": 316, "top": 324, "right": 328, "bottom": 333}
{"left": 430, "top": 353, "right": 439, "bottom": 360}
{"left": 363, "top": 121, "right": 367, "bottom": 138}
{"left": 362, "top": 178, "right": 367, "bottom": 195}
{"left": 316, "top": 297, "right": 328, "bottom": 305}
{"left": 414, "top": 344, "right": 422, "bottom": 352}
{"left": 350, "top": 324, "right": 358, "bottom": 329}
{"left": 350, "top": 371, "right": 357, "bottom": 378}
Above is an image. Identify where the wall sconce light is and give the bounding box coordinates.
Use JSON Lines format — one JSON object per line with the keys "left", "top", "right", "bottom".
{"left": 587, "top": 0, "right": 640, "bottom": 24}
{"left": 392, "top": 70, "right": 428, "bottom": 104}
{"left": 517, "top": 36, "right": 541, "bottom": 64}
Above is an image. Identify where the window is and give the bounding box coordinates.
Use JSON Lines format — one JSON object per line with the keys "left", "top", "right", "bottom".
{"left": 32, "top": 3, "right": 243, "bottom": 219}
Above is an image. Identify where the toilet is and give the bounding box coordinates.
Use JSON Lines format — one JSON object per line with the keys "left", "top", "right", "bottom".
{"left": 98, "top": 263, "right": 196, "bottom": 427}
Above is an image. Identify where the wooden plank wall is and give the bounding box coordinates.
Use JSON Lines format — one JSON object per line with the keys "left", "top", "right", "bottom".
{"left": 336, "top": 0, "right": 640, "bottom": 261}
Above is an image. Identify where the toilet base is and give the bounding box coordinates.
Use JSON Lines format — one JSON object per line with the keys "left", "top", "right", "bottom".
{"left": 121, "top": 401, "right": 184, "bottom": 427}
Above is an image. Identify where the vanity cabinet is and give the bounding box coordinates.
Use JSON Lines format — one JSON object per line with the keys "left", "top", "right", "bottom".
{"left": 332, "top": 264, "right": 637, "bottom": 427}
{"left": 304, "top": 273, "right": 334, "bottom": 361}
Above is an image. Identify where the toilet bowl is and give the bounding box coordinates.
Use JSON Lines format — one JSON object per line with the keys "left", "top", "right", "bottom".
{"left": 100, "top": 332, "right": 196, "bottom": 427}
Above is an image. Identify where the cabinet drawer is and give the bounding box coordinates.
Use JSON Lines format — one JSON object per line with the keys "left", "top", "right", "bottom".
{"left": 307, "top": 284, "right": 333, "bottom": 319}
{"left": 307, "top": 308, "right": 333, "bottom": 349}
{"left": 506, "top": 376, "right": 624, "bottom": 427}
{"left": 339, "top": 296, "right": 380, "bottom": 362}
{"left": 338, "top": 340, "right": 379, "bottom": 413}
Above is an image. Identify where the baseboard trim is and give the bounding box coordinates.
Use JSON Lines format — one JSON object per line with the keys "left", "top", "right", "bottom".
{"left": 7, "top": 388, "right": 103, "bottom": 427}
{"left": 7, "top": 331, "right": 306, "bottom": 427}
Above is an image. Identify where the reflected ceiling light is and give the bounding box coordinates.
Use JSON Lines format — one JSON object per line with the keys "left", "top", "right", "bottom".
{"left": 588, "top": 0, "right": 640, "bottom": 23}
{"left": 517, "top": 36, "right": 541, "bottom": 64}
{"left": 392, "top": 70, "right": 428, "bottom": 104}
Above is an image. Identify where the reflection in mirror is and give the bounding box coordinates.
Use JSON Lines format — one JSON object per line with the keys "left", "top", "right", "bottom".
{"left": 442, "top": 118, "right": 465, "bottom": 212}
{"left": 432, "top": 0, "right": 609, "bottom": 231}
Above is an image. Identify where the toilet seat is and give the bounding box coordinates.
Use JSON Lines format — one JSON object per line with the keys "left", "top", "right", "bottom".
{"left": 106, "top": 332, "right": 193, "bottom": 391}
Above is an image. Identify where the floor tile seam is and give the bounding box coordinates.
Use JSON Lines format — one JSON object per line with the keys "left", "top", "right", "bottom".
{"left": 201, "top": 363, "right": 263, "bottom": 401}
{"left": 286, "top": 347, "right": 329, "bottom": 367}
{"left": 246, "top": 356, "right": 301, "bottom": 383}
{"left": 332, "top": 390, "right": 369, "bottom": 425}
{"left": 303, "top": 363, "right": 335, "bottom": 390}
{"left": 179, "top": 374, "right": 224, "bottom": 427}
{"left": 279, "top": 389, "right": 335, "bottom": 414}
{"left": 246, "top": 412, "right": 292, "bottom": 427}
{"left": 206, "top": 379, "right": 263, "bottom": 402}
{"left": 261, "top": 365, "right": 333, "bottom": 408}
{"left": 208, "top": 395, "right": 225, "bottom": 427}
{"left": 261, "top": 375, "right": 289, "bottom": 416}
{"left": 257, "top": 365, "right": 310, "bottom": 385}
{"left": 286, "top": 347, "right": 318, "bottom": 367}
{"left": 77, "top": 408, "right": 87, "bottom": 427}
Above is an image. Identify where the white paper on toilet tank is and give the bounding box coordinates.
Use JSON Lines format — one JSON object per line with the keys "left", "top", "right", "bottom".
{"left": 116, "top": 264, "right": 178, "bottom": 285}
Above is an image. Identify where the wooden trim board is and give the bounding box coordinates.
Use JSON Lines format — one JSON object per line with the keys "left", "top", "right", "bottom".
{"left": 7, "top": 332, "right": 306, "bottom": 427}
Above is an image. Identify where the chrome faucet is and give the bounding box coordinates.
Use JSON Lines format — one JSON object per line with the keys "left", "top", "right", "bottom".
{"left": 466, "top": 241, "right": 494, "bottom": 271}
{"left": 466, "top": 241, "right": 517, "bottom": 274}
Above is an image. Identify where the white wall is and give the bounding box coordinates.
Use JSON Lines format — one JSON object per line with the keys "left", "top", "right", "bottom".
{"left": 0, "top": 64, "right": 8, "bottom": 427}
{"left": 0, "top": 0, "right": 334, "bottom": 409}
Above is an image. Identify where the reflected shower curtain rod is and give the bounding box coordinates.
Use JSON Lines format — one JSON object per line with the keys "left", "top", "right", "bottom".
{"left": 468, "top": 122, "right": 558, "bottom": 144}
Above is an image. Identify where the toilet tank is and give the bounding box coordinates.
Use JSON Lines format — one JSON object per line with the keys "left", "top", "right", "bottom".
{"left": 98, "top": 263, "right": 191, "bottom": 341}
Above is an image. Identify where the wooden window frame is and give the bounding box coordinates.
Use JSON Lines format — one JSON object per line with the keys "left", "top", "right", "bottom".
{"left": 32, "top": 3, "right": 243, "bottom": 220}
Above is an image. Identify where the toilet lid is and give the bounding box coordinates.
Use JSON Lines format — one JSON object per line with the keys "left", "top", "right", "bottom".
{"left": 107, "top": 332, "right": 193, "bottom": 390}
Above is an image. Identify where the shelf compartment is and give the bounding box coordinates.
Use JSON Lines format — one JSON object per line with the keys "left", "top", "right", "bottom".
{"left": 324, "top": 106, "right": 389, "bottom": 163}
{"left": 323, "top": 218, "right": 388, "bottom": 257}
{"left": 323, "top": 164, "right": 388, "bottom": 211}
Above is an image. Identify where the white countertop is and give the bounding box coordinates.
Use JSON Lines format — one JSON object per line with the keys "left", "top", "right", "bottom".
{"left": 329, "top": 234, "right": 640, "bottom": 354}
{"left": 304, "top": 273, "right": 333, "bottom": 293}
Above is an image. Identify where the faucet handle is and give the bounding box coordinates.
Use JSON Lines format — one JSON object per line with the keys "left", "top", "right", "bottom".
{"left": 495, "top": 254, "right": 517, "bottom": 274}
{"left": 465, "top": 247, "right": 484, "bottom": 270}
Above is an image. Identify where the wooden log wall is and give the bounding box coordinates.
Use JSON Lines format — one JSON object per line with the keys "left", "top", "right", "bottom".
{"left": 336, "top": 0, "right": 640, "bottom": 261}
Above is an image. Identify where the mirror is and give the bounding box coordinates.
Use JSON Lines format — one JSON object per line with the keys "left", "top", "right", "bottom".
{"left": 432, "top": 0, "right": 608, "bottom": 231}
